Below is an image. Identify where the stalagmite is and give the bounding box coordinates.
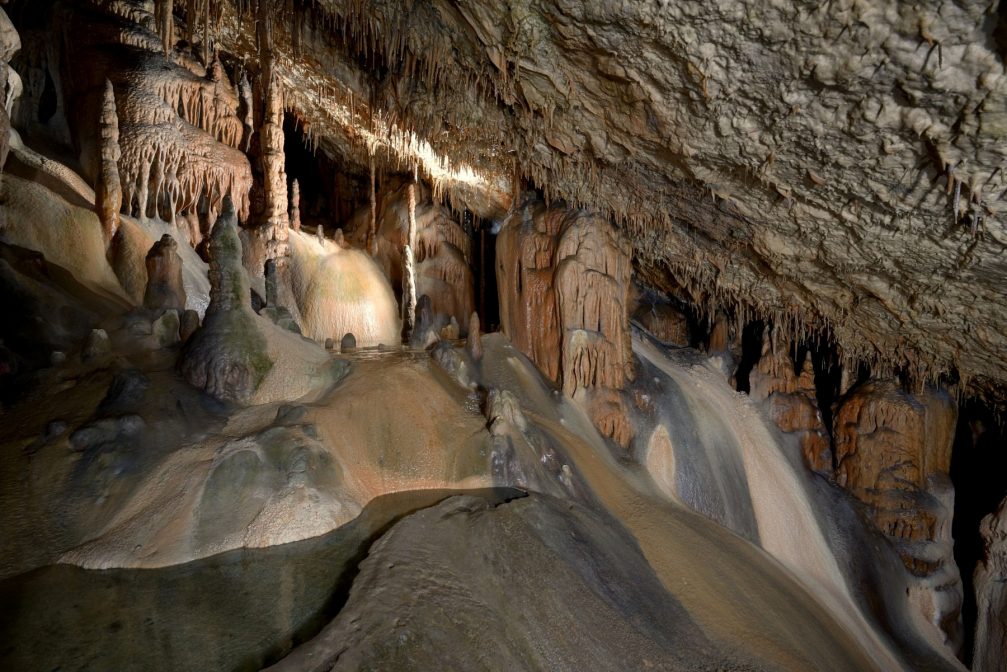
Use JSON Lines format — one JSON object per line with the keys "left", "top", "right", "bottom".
{"left": 180, "top": 201, "right": 273, "bottom": 403}
{"left": 974, "top": 496, "right": 1007, "bottom": 672}
{"left": 467, "top": 312, "right": 482, "bottom": 361}
{"left": 290, "top": 179, "right": 301, "bottom": 232}
{"left": 143, "top": 234, "right": 186, "bottom": 312}
{"left": 317, "top": 224, "right": 324, "bottom": 243}
{"left": 402, "top": 174, "right": 418, "bottom": 338}
{"left": 95, "top": 81, "right": 122, "bottom": 244}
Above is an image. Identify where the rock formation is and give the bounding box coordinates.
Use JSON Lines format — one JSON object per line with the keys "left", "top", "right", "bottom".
{"left": 352, "top": 180, "right": 474, "bottom": 332}
{"left": 833, "top": 380, "right": 963, "bottom": 655}
{"left": 498, "top": 201, "right": 633, "bottom": 445}
{"left": 289, "top": 179, "right": 301, "bottom": 232}
{"left": 748, "top": 330, "right": 832, "bottom": 475}
{"left": 143, "top": 234, "right": 186, "bottom": 312}
{"left": 634, "top": 302, "right": 691, "bottom": 346}
{"left": 180, "top": 202, "right": 273, "bottom": 403}
{"left": 974, "top": 496, "right": 1007, "bottom": 672}
{"left": 94, "top": 80, "right": 122, "bottom": 244}
{"left": 0, "top": 6, "right": 20, "bottom": 174}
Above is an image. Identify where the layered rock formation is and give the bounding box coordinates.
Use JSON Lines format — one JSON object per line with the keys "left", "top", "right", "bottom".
{"left": 973, "top": 496, "right": 1007, "bottom": 672}
{"left": 833, "top": 381, "right": 963, "bottom": 655}
{"left": 498, "top": 201, "right": 633, "bottom": 445}
{"left": 748, "top": 330, "right": 832, "bottom": 475}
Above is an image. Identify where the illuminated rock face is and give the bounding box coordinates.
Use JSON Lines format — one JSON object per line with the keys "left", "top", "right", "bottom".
{"left": 351, "top": 181, "right": 474, "bottom": 332}
{"left": 498, "top": 202, "right": 633, "bottom": 446}
{"left": 833, "top": 381, "right": 963, "bottom": 655}
{"left": 974, "top": 497, "right": 1007, "bottom": 672}
{"left": 748, "top": 331, "right": 832, "bottom": 475}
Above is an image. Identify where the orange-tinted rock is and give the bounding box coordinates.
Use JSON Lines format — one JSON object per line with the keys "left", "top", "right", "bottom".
{"left": 748, "top": 332, "right": 831, "bottom": 475}
{"left": 833, "top": 380, "right": 963, "bottom": 654}
{"left": 497, "top": 202, "right": 633, "bottom": 446}
{"left": 974, "top": 496, "right": 1007, "bottom": 672}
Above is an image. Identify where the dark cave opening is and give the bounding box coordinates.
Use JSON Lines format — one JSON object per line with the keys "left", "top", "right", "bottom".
{"left": 733, "top": 320, "right": 766, "bottom": 394}
{"left": 471, "top": 212, "right": 500, "bottom": 333}
{"left": 950, "top": 401, "right": 1007, "bottom": 668}
{"left": 37, "top": 68, "right": 57, "bottom": 124}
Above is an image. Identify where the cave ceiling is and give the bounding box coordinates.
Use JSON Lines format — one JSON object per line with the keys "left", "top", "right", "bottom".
{"left": 45, "top": 0, "right": 1007, "bottom": 396}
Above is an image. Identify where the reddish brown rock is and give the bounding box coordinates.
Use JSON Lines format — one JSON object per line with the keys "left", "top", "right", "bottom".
{"left": 497, "top": 202, "right": 633, "bottom": 447}
{"left": 143, "top": 234, "right": 186, "bottom": 311}
{"left": 833, "top": 380, "right": 963, "bottom": 654}
{"left": 748, "top": 331, "right": 832, "bottom": 475}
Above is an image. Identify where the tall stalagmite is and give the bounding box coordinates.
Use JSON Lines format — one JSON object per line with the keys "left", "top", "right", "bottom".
{"left": 95, "top": 80, "right": 122, "bottom": 244}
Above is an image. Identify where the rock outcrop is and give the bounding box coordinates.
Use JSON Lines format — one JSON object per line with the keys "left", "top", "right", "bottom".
{"left": 974, "top": 496, "right": 1007, "bottom": 672}
{"left": 498, "top": 202, "right": 633, "bottom": 445}
{"left": 748, "top": 331, "right": 832, "bottom": 475}
{"left": 833, "top": 380, "right": 963, "bottom": 655}
{"left": 143, "top": 234, "right": 186, "bottom": 312}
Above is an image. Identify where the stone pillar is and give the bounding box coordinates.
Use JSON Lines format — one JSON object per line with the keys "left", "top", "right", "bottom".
{"left": 290, "top": 179, "right": 301, "bottom": 231}
{"left": 95, "top": 80, "right": 122, "bottom": 244}
{"left": 402, "top": 174, "right": 418, "bottom": 338}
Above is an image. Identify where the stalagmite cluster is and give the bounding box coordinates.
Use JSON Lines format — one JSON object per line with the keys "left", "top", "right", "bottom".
{"left": 833, "top": 381, "right": 962, "bottom": 655}
{"left": 748, "top": 331, "right": 832, "bottom": 475}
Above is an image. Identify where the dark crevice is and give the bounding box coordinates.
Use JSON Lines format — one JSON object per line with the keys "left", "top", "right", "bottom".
{"left": 733, "top": 320, "right": 765, "bottom": 394}
{"left": 950, "top": 400, "right": 1007, "bottom": 669}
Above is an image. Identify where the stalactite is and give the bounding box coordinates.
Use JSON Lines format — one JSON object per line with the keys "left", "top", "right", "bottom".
{"left": 155, "top": 0, "right": 174, "bottom": 56}
{"left": 95, "top": 80, "right": 122, "bottom": 244}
